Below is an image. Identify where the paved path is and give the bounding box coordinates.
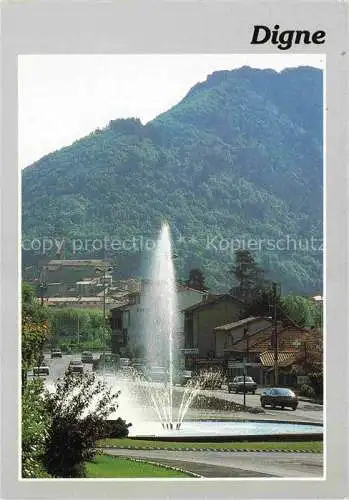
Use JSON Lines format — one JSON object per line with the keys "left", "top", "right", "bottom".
{"left": 103, "top": 449, "right": 323, "bottom": 478}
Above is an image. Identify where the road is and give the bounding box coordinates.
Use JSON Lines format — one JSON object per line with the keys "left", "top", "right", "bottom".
{"left": 37, "top": 355, "right": 323, "bottom": 424}
{"left": 32, "top": 355, "right": 323, "bottom": 479}
{"left": 196, "top": 386, "right": 323, "bottom": 423}
{"left": 103, "top": 448, "right": 323, "bottom": 478}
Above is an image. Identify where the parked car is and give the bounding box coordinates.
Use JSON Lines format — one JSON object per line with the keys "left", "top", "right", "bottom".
{"left": 119, "top": 357, "right": 130, "bottom": 369}
{"left": 260, "top": 387, "right": 298, "bottom": 410}
{"left": 228, "top": 376, "right": 257, "bottom": 394}
{"left": 177, "top": 370, "right": 193, "bottom": 386}
{"left": 51, "top": 349, "right": 62, "bottom": 358}
{"left": 119, "top": 366, "right": 134, "bottom": 378}
{"left": 132, "top": 362, "right": 147, "bottom": 378}
{"left": 67, "top": 360, "right": 84, "bottom": 374}
{"left": 33, "top": 365, "right": 49, "bottom": 376}
{"left": 81, "top": 351, "right": 94, "bottom": 363}
{"left": 148, "top": 366, "right": 168, "bottom": 383}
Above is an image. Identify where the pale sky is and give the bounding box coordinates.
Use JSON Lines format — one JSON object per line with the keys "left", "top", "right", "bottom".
{"left": 18, "top": 54, "right": 324, "bottom": 169}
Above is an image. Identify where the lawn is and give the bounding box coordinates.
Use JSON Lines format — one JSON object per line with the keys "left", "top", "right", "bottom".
{"left": 85, "top": 454, "right": 192, "bottom": 478}
{"left": 98, "top": 438, "right": 323, "bottom": 453}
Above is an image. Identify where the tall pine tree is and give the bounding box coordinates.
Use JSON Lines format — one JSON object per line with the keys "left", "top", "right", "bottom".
{"left": 186, "top": 268, "right": 207, "bottom": 291}
{"left": 230, "top": 250, "right": 266, "bottom": 302}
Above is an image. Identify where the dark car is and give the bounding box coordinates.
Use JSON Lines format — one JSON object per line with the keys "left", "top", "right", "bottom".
{"left": 81, "top": 351, "right": 94, "bottom": 363}
{"left": 67, "top": 360, "right": 84, "bottom": 374}
{"left": 33, "top": 365, "right": 50, "bottom": 376}
{"left": 177, "top": 370, "right": 193, "bottom": 386}
{"left": 228, "top": 376, "right": 257, "bottom": 394}
{"left": 51, "top": 349, "right": 62, "bottom": 358}
{"left": 260, "top": 387, "right": 298, "bottom": 410}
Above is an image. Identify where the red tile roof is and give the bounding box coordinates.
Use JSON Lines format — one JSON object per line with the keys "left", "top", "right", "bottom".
{"left": 259, "top": 351, "right": 297, "bottom": 367}
{"left": 225, "top": 325, "right": 322, "bottom": 353}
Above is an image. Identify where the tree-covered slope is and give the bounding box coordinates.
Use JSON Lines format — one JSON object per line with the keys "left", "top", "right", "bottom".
{"left": 22, "top": 66, "right": 323, "bottom": 294}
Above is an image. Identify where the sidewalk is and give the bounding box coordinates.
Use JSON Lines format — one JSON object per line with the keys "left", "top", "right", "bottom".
{"left": 297, "top": 397, "right": 323, "bottom": 405}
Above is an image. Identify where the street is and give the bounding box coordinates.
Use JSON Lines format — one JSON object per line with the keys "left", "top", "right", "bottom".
{"left": 32, "top": 354, "right": 324, "bottom": 479}
{"left": 197, "top": 387, "right": 323, "bottom": 423}
{"left": 37, "top": 355, "right": 323, "bottom": 424}
{"left": 103, "top": 448, "right": 323, "bottom": 478}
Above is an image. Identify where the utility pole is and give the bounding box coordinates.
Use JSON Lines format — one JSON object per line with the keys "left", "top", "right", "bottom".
{"left": 303, "top": 341, "right": 308, "bottom": 374}
{"left": 96, "top": 264, "right": 113, "bottom": 353}
{"left": 76, "top": 296, "right": 82, "bottom": 347}
{"left": 243, "top": 358, "right": 246, "bottom": 410}
{"left": 243, "top": 327, "right": 249, "bottom": 410}
{"left": 38, "top": 266, "right": 48, "bottom": 306}
{"left": 272, "top": 282, "right": 279, "bottom": 386}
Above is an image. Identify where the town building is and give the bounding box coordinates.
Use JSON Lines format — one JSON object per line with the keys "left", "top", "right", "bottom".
{"left": 110, "top": 282, "right": 208, "bottom": 356}
{"left": 43, "top": 295, "right": 118, "bottom": 311}
{"left": 182, "top": 294, "right": 247, "bottom": 370}
{"left": 46, "top": 259, "right": 109, "bottom": 270}
{"left": 215, "top": 316, "right": 322, "bottom": 386}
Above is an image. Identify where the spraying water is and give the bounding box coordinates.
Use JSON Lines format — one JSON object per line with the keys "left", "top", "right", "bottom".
{"left": 142, "top": 222, "right": 178, "bottom": 428}
{"left": 44, "top": 222, "right": 224, "bottom": 433}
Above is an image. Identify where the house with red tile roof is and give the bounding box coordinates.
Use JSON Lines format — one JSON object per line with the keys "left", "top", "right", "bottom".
{"left": 214, "top": 317, "right": 322, "bottom": 385}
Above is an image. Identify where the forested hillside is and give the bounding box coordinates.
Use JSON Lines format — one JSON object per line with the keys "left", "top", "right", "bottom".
{"left": 22, "top": 66, "right": 323, "bottom": 293}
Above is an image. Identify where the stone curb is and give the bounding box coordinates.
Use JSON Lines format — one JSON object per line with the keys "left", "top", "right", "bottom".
{"left": 101, "top": 452, "right": 203, "bottom": 478}
{"left": 100, "top": 446, "right": 320, "bottom": 453}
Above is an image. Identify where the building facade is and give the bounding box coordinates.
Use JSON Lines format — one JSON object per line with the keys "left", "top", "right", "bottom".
{"left": 183, "top": 294, "right": 246, "bottom": 369}
{"left": 215, "top": 317, "right": 323, "bottom": 385}
{"left": 110, "top": 284, "right": 208, "bottom": 356}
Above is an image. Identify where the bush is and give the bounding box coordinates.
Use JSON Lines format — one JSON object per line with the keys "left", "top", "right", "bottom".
{"left": 308, "top": 372, "right": 323, "bottom": 400}
{"left": 43, "top": 372, "right": 128, "bottom": 477}
{"left": 299, "top": 383, "right": 316, "bottom": 399}
{"left": 102, "top": 418, "right": 132, "bottom": 438}
{"left": 44, "top": 415, "right": 98, "bottom": 477}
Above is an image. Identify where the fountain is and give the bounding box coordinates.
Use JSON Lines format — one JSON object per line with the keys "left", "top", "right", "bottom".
{"left": 139, "top": 222, "right": 211, "bottom": 431}
{"left": 141, "top": 222, "right": 178, "bottom": 429}
{"left": 98, "top": 223, "right": 323, "bottom": 441}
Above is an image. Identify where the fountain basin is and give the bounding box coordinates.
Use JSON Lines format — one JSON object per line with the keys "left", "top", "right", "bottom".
{"left": 128, "top": 419, "right": 323, "bottom": 442}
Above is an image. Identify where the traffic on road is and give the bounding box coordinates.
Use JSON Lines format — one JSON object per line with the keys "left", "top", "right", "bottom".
{"left": 29, "top": 353, "right": 323, "bottom": 424}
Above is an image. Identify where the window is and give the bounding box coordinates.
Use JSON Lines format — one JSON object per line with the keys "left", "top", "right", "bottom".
{"left": 186, "top": 315, "right": 194, "bottom": 348}
{"left": 274, "top": 388, "right": 295, "bottom": 397}
{"left": 124, "top": 310, "right": 130, "bottom": 326}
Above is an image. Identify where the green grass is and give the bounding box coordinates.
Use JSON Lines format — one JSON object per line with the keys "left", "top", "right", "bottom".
{"left": 85, "top": 454, "right": 192, "bottom": 478}
{"left": 98, "top": 438, "right": 323, "bottom": 453}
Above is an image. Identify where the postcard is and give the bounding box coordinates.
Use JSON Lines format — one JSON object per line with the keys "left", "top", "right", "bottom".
{"left": 1, "top": 1, "right": 348, "bottom": 499}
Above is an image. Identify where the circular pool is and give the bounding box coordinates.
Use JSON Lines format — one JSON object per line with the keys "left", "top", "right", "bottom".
{"left": 128, "top": 419, "right": 323, "bottom": 441}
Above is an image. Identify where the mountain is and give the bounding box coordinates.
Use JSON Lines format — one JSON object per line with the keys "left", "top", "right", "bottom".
{"left": 22, "top": 66, "right": 323, "bottom": 294}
